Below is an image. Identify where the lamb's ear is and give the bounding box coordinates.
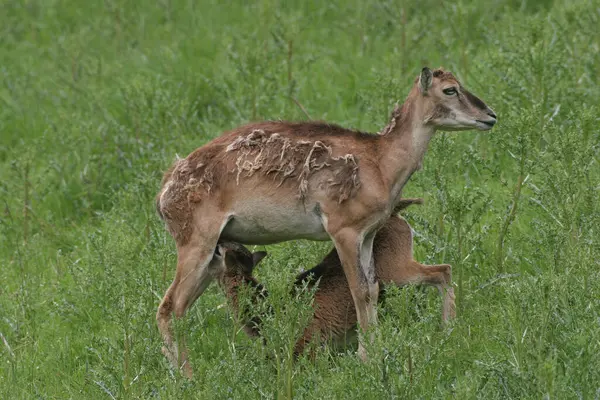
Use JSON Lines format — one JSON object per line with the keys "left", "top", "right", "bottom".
{"left": 419, "top": 67, "right": 433, "bottom": 94}
{"left": 252, "top": 251, "right": 268, "bottom": 267}
{"left": 214, "top": 244, "right": 224, "bottom": 258}
{"left": 224, "top": 249, "right": 238, "bottom": 268}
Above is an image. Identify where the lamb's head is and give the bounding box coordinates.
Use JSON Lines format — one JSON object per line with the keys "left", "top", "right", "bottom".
{"left": 213, "top": 242, "right": 267, "bottom": 280}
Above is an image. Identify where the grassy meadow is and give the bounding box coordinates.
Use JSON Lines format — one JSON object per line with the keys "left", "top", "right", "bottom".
{"left": 1, "top": 0, "right": 599, "bottom": 398}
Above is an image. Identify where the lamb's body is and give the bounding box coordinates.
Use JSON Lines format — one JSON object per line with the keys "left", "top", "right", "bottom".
{"left": 216, "top": 200, "right": 455, "bottom": 355}
{"left": 292, "top": 212, "right": 454, "bottom": 354}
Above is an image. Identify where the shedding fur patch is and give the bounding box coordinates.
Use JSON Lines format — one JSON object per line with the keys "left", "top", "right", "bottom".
{"left": 226, "top": 129, "right": 360, "bottom": 203}
{"left": 380, "top": 104, "right": 402, "bottom": 136}
{"left": 156, "top": 155, "right": 223, "bottom": 244}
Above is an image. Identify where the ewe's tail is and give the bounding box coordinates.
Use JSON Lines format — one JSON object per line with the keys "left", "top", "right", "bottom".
{"left": 155, "top": 159, "right": 180, "bottom": 221}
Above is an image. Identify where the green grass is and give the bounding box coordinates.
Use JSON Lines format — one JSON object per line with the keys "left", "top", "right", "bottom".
{"left": 1, "top": 0, "right": 599, "bottom": 398}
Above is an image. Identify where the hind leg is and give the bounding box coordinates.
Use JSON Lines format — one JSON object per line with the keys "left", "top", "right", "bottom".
{"left": 419, "top": 263, "right": 455, "bottom": 323}
{"left": 434, "top": 264, "right": 456, "bottom": 322}
{"left": 441, "top": 284, "right": 456, "bottom": 322}
{"left": 157, "top": 216, "right": 228, "bottom": 378}
{"left": 391, "top": 262, "right": 455, "bottom": 323}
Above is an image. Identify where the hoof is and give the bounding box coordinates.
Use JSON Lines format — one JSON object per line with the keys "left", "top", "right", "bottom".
{"left": 358, "top": 344, "right": 369, "bottom": 362}
{"left": 181, "top": 361, "right": 194, "bottom": 379}
{"left": 442, "top": 287, "right": 456, "bottom": 323}
{"left": 161, "top": 346, "right": 193, "bottom": 379}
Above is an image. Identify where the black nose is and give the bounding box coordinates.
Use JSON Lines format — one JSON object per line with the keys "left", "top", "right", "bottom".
{"left": 487, "top": 110, "right": 497, "bottom": 119}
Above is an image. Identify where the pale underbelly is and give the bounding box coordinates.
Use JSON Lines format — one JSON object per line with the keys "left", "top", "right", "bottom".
{"left": 220, "top": 203, "right": 331, "bottom": 245}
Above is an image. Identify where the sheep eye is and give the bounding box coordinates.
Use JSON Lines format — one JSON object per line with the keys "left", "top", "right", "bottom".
{"left": 443, "top": 88, "right": 457, "bottom": 95}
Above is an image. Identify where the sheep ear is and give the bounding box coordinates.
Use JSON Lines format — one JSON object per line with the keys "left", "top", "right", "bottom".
{"left": 224, "top": 249, "right": 237, "bottom": 267}
{"left": 252, "top": 251, "right": 268, "bottom": 267}
{"left": 419, "top": 67, "right": 433, "bottom": 94}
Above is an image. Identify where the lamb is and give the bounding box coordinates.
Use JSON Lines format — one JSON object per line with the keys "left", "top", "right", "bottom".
{"left": 213, "top": 199, "right": 455, "bottom": 355}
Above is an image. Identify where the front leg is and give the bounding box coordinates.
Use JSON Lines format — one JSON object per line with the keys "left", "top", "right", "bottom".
{"left": 359, "top": 229, "right": 379, "bottom": 328}
{"left": 330, "top": 227, "right": 379, "bottom": 361}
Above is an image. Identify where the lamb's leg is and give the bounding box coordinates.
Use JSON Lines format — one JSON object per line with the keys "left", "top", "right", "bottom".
{"left": 392, "top": 262, "right": 455, "bottom": 323}
{"left": 433, "top": 264, "right": 456, "bottom": 322}
{"left": 294, "top": 321, "right": 317, "bottom": 358}
{"left": 441, "top": 284, "right": 456, "bottom": 322}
